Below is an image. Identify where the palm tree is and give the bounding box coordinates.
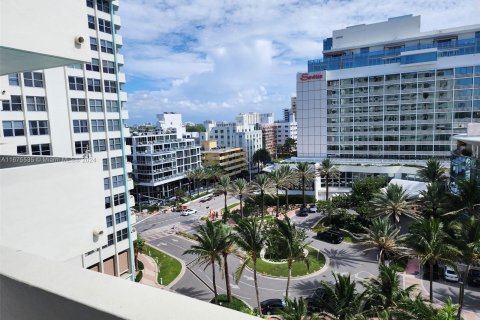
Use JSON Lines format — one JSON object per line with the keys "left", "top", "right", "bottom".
{"left": 278, "top": 165, "right": 298, "bottom": 213}
{"left": 397, "top": 293, "right": 436, "bottom": 320}
{"left": 370, "top": 183, "right": 412, "bottom": 226}
{"left": 317, "top": 159, "right": 340, "bottom": 200}
{"left": 133, "top": 236, "right": 146, "bottom": 271}
{"left": 279, "top": 297, "right": 310, "bottom": 320}
{"left": 315, "top": 272, "right": 365, "bottom": 320}
{"left": 449, "top": 216, "right": 480, "bottom": 319}
{"left": 204, "top": 164, "right": 224, "bottom": 190}
{"left": 270, "top": 167, "right": 288, "bottom": 217}
{"left": 214, "top": 176, "right": 231, "bottom": 215}
{"left": 185, "top": 170, "right": 196, "bottom": 198}
{"left": 252, "top": 174, "right": 275, "bottom": 222}
{"left": 233, "top": 218, "right": 266, "bottom": 316}
{"left": 456, "top": 179, "right": 480, "bottom": 216}
{"left": 192, "top": 167, "right": 204, "bottom": 196}
{"left": 295, "top": 162, "right": 316, "bottom": 208}
{"left": 229, "top": 178, "right": 254, "bottom": 218}
{"left": 183, "top": 220, "right": 223, "bottom": 304}
{"left": 360, "top": 217, "right": 407, "bottom": 264}
{"left": 252, "top": 148, "right": 271, "bottom": 173}
{"left": 418, "top": 182, "right": 449, "bottom": 218}
{"left": 275, "top": 217, "right": 310, "bottom": 299}
{"left": 417, "top": 158, "right": 447, "bottom": 184}
{"left": 362, "top": 264, "right": 416, "bottom": 317}
{"left": 406, "top": 217, "right": 460, "bottom": 302}
{"left": 218, "top": 224, "right": 238, "bottom": 303}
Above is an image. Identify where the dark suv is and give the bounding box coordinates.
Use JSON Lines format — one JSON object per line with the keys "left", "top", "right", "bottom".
{"left": 305, "top": 287, "right": 329, "bottom": 312}
{"left": 317, "top": 230, "right": 343, "bottom": 244}
{"left": 468, "top": 269, "right": 480, "bottom": 287}
{"left": 260, "top": 299, "right": 285, "bottom": 315}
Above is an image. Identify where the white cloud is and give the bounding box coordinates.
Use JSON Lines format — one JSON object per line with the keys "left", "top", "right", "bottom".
{"left": 120, "top": 0, "right": 480, "bottom": 123}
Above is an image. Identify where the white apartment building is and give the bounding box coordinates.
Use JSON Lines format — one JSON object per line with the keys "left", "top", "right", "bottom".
{"left": 0, "top": 0, "right": 135, "bottom": 277}
{"left": 297, "top": 15, "right": 480, "bottom": 162}
{"left": 276, "top": 120, "right": 298, "bottom": 145}
{"left": 202, "top": 120, "right": 262, "bottom": 163}
{"left": 236, "top": 112, "right": 274, "bottom": 126}
{"left": 157, "top": 112, "right": 186, "bottom": 139}
{"left": 130, "top": 127, "right": 201, "bottom": 200}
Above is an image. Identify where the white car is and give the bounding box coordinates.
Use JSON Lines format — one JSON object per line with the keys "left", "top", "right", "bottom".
{"left": 181, "top": 209, "right": 197, "bottom": 216}
{"left": 444, "top": 266, "right": 459, "bottom": 282}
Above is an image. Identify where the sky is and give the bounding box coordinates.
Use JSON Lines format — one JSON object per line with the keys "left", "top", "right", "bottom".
{"left": 119, "top": 0, "right": 480, "bottom": 125}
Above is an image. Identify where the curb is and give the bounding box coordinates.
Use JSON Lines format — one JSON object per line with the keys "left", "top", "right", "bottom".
{"left": 145, "top": 243, "right": 186, "bottom": 289}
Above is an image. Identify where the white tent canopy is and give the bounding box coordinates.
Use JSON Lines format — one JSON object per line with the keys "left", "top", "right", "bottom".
{"left": 383, "top": 178, "right": 427, "bottom": 199}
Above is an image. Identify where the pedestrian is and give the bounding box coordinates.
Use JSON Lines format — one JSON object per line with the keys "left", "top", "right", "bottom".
{"left": 215, "top": 211, "right": 219, "bottom": 220}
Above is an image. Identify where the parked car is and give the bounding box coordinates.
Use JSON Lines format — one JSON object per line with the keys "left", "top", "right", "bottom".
{"left": 181, "top": 209, "right": 197, "bottom": 216}
{"left": 200, "top": 196, "right": 213, "bottom": 203}
{"left": 297, "top": 206, "right": 309, "bottom": 217}
{"left": 304, "top": 287, "right": 329, "bottom": 312}
{"left": 260, "top": 299, "right": 285, "bottom": 315}
{"left": 317, "top": 230, "right": 343, "bottom": 244}
{"left": 309, "top": 204, "right": 317, "bottom": 213}
{"left": 468, "top": 268, "right": 480, "bottom": 286}
{"left": 444, "top": 266, "right": 459, "bottom": 282}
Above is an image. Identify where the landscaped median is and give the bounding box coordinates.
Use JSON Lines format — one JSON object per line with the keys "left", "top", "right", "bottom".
{"left": 145, "top": 244, "right": 183, "bottom": 286}
{"left": 210, "top": 294, "right": 253, "bottom": 315}
{"left": 247, "top": 246, "right": 326, "bottom": 278}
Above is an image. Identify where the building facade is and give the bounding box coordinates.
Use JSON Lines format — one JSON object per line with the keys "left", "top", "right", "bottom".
{"left": 297, "top": 15, "right": 480, "bottom": 162}
{"left": 450, "top": 123, "right": 480, "bottom": 193}
{"left": 202, "top": 147, "right": 247, "bottom": 177}
{"left": 259, "top": 123, "right": 277, "bottom": 158}
{"left": 130, "top": 128, "right": 201, "bottom": 200}
{"left": 236, "top": 112, "right": 274, "bottom": 126}
{"left": 275, "top": 120, "right": 298, "bottom": 145}
{"left": 0, "top": 0, "right": 135, "bottom": 277}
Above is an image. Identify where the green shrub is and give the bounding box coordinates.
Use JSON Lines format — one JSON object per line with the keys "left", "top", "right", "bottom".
{"left": 135, "top": 270, "right": 143, "bottom": 282}
{"left": 138, "top": 260, "right": 144, "bottom": 271}
{"left": 175, "top": 231, "right": 197, "bottom": 241}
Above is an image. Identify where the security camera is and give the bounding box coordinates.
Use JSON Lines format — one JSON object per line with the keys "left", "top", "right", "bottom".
{"left": 75, "top": 36, "right": 85, "bottom": 45}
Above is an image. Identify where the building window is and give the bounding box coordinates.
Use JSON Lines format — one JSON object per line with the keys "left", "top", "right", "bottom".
{"left": 2, "top": 121, "right": 24, "bottom": 136}
{"left": 23, "top": 72, "right": 44, "bottom": 87}
{"left": 115, "top": 211, "right": 127, "bottom": 224}
{"left": 100, "top": 39, "right": 113, "bottom": 54}
{"left": 102, "top": 60, "right": 115, "bottom": 74}
{"left": 108, "top": 119, "right": 120, "bottom": 131}
{"left": 116, "top": 227, "right": 128, "bottom": 241}
{"left": 104, "top": 80, "right": 117, "bottom": 93}
{"left": 103, "top": 158, "right": 109, "bottom": 170}
{"left": 104, "top": 177, "right": 110, "bottom": 190}
{"left": 29, "top": 120, "right": 49, "bottom": 135}
{"left": 93, "top": 139, "right": 107, "bottom": 152}
{"left": 71, "top": 98, "right": 86, "bottom": 112}
{"left": 87, "top": 78, "right": 101, "bottom": 92}
{"left": 88, "top": 15, "right": 95, "bottom": 29}
{"left": 114, "top": 193, "right": 125, "bottom": 206}
{"left": 98, "top": 18, "right": 112, "bottom": 34}
{"left": 16, "top": 145, "right": 27, "bottom": 155}
{"left": 89, "top": 99, "right": 103, "bottom": 112}
{"left": 105, "top": 196, "right": 111, "bottom": 209}
{"left": 109, "top": 138, "right": 122, "bottom": 150}
{"left": 106, "top": 215, "right": 113, "bottom": 228}
{"left": 90, "top": 37, "right": 98, "bottom": 51}
{"left": 91, "top": 119, "right": 105, "bottom": 132}
{"left": 86, "top": 0, "right": 93, "bottom": 8}
{"left": 110, "top": 156, "right": 123, "bottom": 169}
{"left": 2, "top": 96, "right": 22, "bottom": 111}
{"left": 75, "top": 141, "right": 89, "bottom": 155}
{"left": 85, "top": 58, "right": 100, "bottom": 72}
{"left": 97, "top": 0, "right": 110, "bottom": 13}
{"left": 68, "top": 63, "right": 82, "bottom": 69}
{"left": 106, "top": 100, "right": 119, "bottom": 112}
{"left": 73, "top": 120, "right": 88, "bottom": 133}
{"left": 26, "top": 96, "right": 46, "bottom": 111}
{"left": 68, "top": 76, "right": 84, "bottom": 91}
{"left": 107, "top": 234, "right": 114, "bottom": 246}
{"left": 112, "top": 175, "right": 124, "bottom": 188}
{"left": 8, "top": 73, "right": 19, "bottom": 86}
{"left": 31, "top": 143, "right": 51, "bottom": 155}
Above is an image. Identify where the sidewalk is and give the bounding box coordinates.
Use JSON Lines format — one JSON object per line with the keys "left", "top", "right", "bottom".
{"left": 137, "top": 253, "right": 163, "bottom": 288}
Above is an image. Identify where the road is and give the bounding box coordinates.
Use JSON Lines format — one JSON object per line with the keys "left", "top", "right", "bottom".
{"left": 134, "top": 197, "right": 480, "bottom": 315}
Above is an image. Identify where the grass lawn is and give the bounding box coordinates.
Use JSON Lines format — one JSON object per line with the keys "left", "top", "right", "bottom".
{"left": 145, "top": 244, "right": 182, "bottom": 286}
{"left": 226, "top": 202, "right": 240, "bottom": 211}
{"left": 210, "top": 294, "right": 252, "bottom": 314}
{"left": 248, "top": 246, "right": 325, "bottom": 277}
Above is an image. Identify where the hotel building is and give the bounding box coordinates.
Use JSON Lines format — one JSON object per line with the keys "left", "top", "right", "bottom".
{"left": 0, "top": 0, "right": 135, "bottom": 277}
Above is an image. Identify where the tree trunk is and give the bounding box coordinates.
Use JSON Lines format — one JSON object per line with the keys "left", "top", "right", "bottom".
{"left": 240, "top": 195, "right": 244, "bottom": 218}
{"left": 276, "top": 188, "right": 280, "bottom": 218}
{"left": 325, "top": 174, "right": 329, "bottom": 200}
{"left": 379, "top": 249, "right": 384, "bottom": 265}
{"left": 212, "top": 260, "right": 218, "bottom": 304}
{"left": 429, "top": 262, "right": 434, "bottom": 302}
{"left": 457, "top": 264, "right": 469, "bottom": 320}
{"left": 302, "top": 176, "right": 306, "bottom": 207}
{"left": 223, "top": 192, "right": 227, "bottom": 213}
{"left": 258, "top": 161, "right": 261, "bottom": 173}
{"left": 260, "top": 191, "right": 265, "bottom": 223}
{"left": 253, "top": 256, "right": 262, "bottom": 316}
{"left": 286, "top": 259, "right": 292, "bottom": 300}
{"left": 224, "top": 253, "right": 232, "bottom": 303}
{"left": 188, "top": 181, "right": 192, "bottom": 198}
{"left": 285, "top": 188, "right": 289, "bottom": 213}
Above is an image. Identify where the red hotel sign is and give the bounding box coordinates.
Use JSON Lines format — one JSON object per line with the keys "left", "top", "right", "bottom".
{"left": 300, "top": 73, "right": 322, "bottom": 81}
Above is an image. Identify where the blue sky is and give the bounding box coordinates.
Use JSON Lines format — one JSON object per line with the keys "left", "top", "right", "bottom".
{"left": 119, "top": 0, "right": 480, "bottom": 125}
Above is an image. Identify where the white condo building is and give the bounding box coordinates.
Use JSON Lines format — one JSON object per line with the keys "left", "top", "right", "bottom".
{"left": 276, "top": 120, "right": 298, "bottom": 145}
{"left": 297, "top": 15, "right": 480, "bottom": 162}
{"left": 0, "top": 0, "right": 135, "bottom": 277}
{"left": 236, "top": 112, "right": 274, "bottom": 126}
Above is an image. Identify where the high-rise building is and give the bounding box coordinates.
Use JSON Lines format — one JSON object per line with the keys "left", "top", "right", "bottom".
{"left": 0, "top": 0, "right": 135, "bottom": 277}
{"left": 275, "top": 120, "right": 298, "bottom": 146}
{"left": 236, "top": 112, "right": 274, "bottom": 126}
{"left": 259, "top": 123, "right": 277, "bottom": 158}
{"left": 297, "top": 15, "right": 480, "bottom": 162}
{"left": 291, "top": 97, "right": 297, "bottom": 117}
